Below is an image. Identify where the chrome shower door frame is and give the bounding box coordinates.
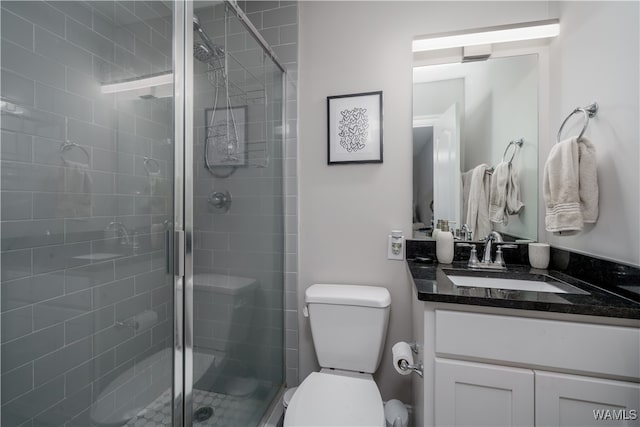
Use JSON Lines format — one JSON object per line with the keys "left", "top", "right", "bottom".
{"left": 173, "top": 1, "right": 188, "bottom": 426}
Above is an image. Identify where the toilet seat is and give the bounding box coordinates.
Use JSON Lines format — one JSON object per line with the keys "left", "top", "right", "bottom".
{"left": 284, "top": 370, "right": 385, "bottom": 427}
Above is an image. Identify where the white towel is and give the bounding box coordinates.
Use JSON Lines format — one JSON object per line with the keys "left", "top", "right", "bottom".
{"left": 489, "top": 162, "right": 510, "bottom": 224}
{"left": 578, "top": 137, "right": 598, "bottom": 223}
{"left": 465, "top": 164, "right": 492, "bottom": 241}
{"left": 543, "top": 137, "right": 598, "bottom": 234}
{"left": 506, "top": 163, "right": 524, "bottom": 216}
{"left": 461, "top": 169, "right": 473, "bottom": 227}
{"left": 489, "top": 161, "right": 524, "bottom": 224}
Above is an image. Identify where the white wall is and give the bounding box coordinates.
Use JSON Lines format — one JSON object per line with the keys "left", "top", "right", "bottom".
{"left": 413, "top": 78, "right": 465, "bottom": 118}
{"left": 298, "top": 1, "right": 552, "bottom": 402}
{"left": 545, "top": 1, "right": 640, "bottom": 266}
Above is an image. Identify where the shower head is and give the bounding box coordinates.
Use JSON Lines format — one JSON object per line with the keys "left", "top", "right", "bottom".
{"left": 194, "top": 41, "right": 217, "bottom": 63}
{"left": 192, "top": 14, "right": 224, "bottom": 62}
{"left": 192, "top": 15, "right": 202, "bottom": 31}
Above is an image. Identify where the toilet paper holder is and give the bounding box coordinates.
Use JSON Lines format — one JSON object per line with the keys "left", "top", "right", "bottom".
{"left": 398, "top": 359, "right": 424, "bottom": 378}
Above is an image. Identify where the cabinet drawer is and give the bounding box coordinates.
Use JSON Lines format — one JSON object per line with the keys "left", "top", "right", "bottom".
{"left": 435, "top": 310, "right": 640, "bottom": 380}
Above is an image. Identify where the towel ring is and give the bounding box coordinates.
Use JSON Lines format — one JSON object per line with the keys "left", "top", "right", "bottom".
{"left": 556, "top": 102, "right": 598, "bottom": 144}
{"left": 143, "top": 157, "right": 161, "bottom": 175}
{"left": 60, "top": 140, "right": 90, "bottom": 164}
{"left": 502, "top": 138, "right": 524, "bottom": 164}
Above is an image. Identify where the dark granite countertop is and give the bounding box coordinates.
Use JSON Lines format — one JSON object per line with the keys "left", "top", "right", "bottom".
{"left": 408, "top": 260, "right": 640, "bottom": 319}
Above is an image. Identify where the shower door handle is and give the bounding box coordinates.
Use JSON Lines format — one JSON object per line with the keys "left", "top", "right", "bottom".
{"left": 174, "top": 230, "right": 185, "bottom": 277}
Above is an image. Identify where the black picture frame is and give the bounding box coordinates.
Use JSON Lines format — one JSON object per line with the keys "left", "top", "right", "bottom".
{"left": 327, "top": 91, "right": 383, "bottom": 164}
{"left": 205, "top": 105, "right": 248, "bottom": 167}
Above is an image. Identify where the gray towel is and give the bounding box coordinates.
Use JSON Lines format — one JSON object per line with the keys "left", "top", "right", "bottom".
{"left": 543, "top": 137, "right": 598, "bottom": 234}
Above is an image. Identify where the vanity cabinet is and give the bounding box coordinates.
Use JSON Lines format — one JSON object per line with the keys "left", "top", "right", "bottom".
{"left": 435, "top": 359, "right": 534, "bottom": 426}
{"left": 414, "top": 301, "right": 640, "bottom": 427}
{"left": 535, "top": 371, "right": 640, "bottom": 427}
{"left": 434, "top": 359, "right": 640, "bottom": 427}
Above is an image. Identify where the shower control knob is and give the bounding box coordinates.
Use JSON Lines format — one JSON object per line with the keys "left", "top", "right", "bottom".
{"left": 208, "top": 190, "right": 232, "bottom": 213}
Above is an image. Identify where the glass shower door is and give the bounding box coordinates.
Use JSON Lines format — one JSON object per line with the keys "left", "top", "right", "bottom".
{"left": 187, "top": 2, "right": 285, "bottom": 426}
{"left": 1, "top": 1, "right": 181, "bottom": 426}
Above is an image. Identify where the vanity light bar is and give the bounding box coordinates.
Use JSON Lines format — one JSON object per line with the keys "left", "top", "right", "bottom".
{"left": 101, "top": 72, "right": 173, "bottom": 94}
{"left": 412, "top": 19, "right": 560, "bottom": 52}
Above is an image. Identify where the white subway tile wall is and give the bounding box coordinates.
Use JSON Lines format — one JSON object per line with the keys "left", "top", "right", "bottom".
{"left": 244, "top": 0, "right": 299, "bottom": 388}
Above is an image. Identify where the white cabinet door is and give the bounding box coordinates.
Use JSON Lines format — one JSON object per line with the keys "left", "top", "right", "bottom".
{"left": 435, "top": 358, "right": 534, "bottom": 427}
{"left": 536, "top": 371, "right": 640, "bottom": 427}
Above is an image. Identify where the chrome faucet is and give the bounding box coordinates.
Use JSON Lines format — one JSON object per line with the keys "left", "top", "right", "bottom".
{"left": 462, "top": 231, "right": 517, "bottom": 270}
{"left": 460, "top": 224, "right": 472, "bottom": 241}
{"left": 482, "top": 231, "right": 504, "bottom": 264}
{"left": 106, "top": 221, "right": 130, "bottom": 246}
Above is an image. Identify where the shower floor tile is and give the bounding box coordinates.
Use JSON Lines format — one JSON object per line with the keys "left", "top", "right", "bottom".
{"left": 126, "top": 387, "right": 267, "bottom": 427}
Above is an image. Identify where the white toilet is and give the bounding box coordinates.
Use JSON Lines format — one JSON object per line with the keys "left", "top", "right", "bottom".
{"left": 284, "top": 283, "right": 391, "bottom": 427}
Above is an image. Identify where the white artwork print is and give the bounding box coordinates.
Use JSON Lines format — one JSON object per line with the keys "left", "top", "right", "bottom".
{"left": 329, "top": 93, "right": 381, "bottom": 163}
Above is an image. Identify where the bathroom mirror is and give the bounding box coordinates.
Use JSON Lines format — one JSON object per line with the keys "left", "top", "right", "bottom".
{"left": 412, "top": 54, "right": 538, "bottom": 241}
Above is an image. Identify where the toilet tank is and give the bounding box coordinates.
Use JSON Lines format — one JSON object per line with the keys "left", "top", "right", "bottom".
{"left": 305, "top": 284, "right": 391, "bottom": 373}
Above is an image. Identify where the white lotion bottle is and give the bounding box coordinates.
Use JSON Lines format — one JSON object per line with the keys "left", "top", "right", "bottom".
{"left": 436, "top": 221, "right": 454, "bottom": 264}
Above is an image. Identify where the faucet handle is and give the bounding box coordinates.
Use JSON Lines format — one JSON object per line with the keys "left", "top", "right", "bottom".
{"left": 458, "top": 243, "right": 479, "bottom": 267}
{"left": 497, "top": 244, "right": 518, "bottom": 250}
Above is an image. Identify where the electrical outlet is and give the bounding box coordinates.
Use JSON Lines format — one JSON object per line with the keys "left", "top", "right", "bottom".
{"left": 387, "top": 234, "right": 404, "bottom": 260}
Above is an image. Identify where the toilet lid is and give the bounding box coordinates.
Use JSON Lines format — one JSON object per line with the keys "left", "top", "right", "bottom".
{"left": 284, "top": 371, "right": 385, "bottom": 427}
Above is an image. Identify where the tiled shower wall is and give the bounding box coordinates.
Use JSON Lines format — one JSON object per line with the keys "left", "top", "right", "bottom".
{"left": 237, "top": 0, "right": 300, "bottom": 387}
{"left": 1, "top": 1, "right": 174, "bottom": 425}
{"left": 191, "top": 1, "right": 286, "bottom": 391}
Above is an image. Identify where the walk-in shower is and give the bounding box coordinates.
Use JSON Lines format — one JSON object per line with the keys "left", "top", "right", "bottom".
{"left": 0, "top": 1, "right": 286, "bottom": 426}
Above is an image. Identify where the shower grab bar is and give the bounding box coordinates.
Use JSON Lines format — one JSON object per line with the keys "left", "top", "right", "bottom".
{"left": 60, "top": 140, "right": 90, "bottom": 165}
{"left": 556, "top": 102, "right": 598, "bottom": 143}
{"left": 502, "top": 138, "right": 524, "bottom": 164}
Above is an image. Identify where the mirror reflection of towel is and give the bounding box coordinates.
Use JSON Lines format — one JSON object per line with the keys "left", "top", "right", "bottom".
{"left": 489, "top": 162, "right": 524, "bottom": 225}
{"left": 465, "top": 164, "right": 492, "bottom": 241}
{"left": 57, "top": 160, "right": 92, "bottom": 217}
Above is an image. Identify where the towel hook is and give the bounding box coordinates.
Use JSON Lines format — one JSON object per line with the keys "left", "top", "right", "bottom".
{"left": 60, "top": 140, "right": 90, "bottom": 165}
{"left": 556, "top": 102, "right": 598, "bottom": 144}
{"left": 502, "top": 138, "right": 524, "bottom": 164}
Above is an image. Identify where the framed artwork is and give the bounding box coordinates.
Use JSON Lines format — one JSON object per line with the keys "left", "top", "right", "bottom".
{"left": 205, "top": 105, "right": 248, "bottom": 167}
{"left": 327, "top": 91, "right": 383, "bottom": 164}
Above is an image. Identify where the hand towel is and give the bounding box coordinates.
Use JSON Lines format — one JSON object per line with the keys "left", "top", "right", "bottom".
{"left": 578, "top": 137, "right": 598, "bottom": 223}
{"left": 490, "top": 161, "right": 525, "bottom": 225}
{"left": 461, "top": 169, "right": 473, "bottom": 227}
{"left": 489, "top": 161, "right": 510, "bottom": 224}
{"left": 465, "top": 164, "right": 492, "bottom": 241}
{"left": 506, "top": 163, "right": 524, "bottom": 216}
{"left": 543, "top": 137, "right": 598, "bottom": 234}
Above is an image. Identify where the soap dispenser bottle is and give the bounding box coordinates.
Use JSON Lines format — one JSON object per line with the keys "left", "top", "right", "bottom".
{"left": 436, "top": 220, "right": 454, "bottom": 264}
{"left": 432, "top": 219, "right": 442, "bottom": 239}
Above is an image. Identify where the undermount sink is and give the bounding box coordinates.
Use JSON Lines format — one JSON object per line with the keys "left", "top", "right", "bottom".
{"left": 443, "top": 270, "right": 590, "bottom": 295}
